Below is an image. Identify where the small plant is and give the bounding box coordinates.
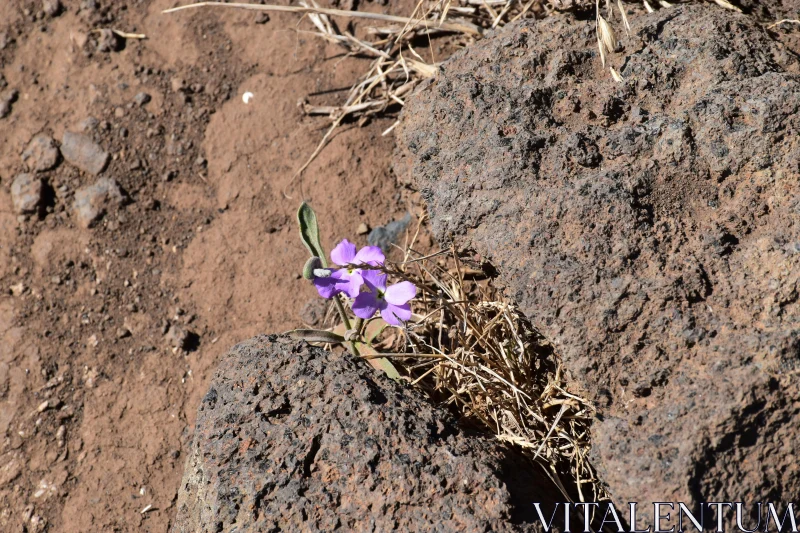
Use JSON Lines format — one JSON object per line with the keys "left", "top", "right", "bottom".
{"left": 291, "top": 202, "right": 416, "bottom": 376}
{"left": 290, "top": 202, "right": 602, "bottom": 503}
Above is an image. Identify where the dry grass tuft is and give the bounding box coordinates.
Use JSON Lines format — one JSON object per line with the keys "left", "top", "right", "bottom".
{"left": 165, "top": 0, "right": 553, "bottom": 184}
{"left": 315, "top": 217, "right": 606, "bottom": 503}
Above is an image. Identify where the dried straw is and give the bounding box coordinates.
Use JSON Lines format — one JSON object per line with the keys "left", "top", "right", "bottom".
{"left": 314, "top": 216, "right": 606, "bottom": 503}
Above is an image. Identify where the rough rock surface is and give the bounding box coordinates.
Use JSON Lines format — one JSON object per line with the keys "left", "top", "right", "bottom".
{"left": 60, "top": 131, "right": 109, "bottom": 175}
{"left": 72, "top": 177, "right": 124, "bottom": 228}
{"left": 397, "top": 5, "right": 800, "bottom": 513}
{"left": 22, "top": 134, "right": 60, "bottom": 172}
{"left": 173, "top": 336, "right": 552, "bottom": 533}
{"left": 10, "top": 173, "right": 43, "bottom": 214}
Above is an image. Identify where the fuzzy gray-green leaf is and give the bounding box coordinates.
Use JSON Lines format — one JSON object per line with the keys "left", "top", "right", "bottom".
{"left": 297, "top": 202, "right": 327, "bottom": 267}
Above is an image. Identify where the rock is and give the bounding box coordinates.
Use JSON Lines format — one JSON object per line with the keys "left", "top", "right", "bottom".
{"left": 22, "top": 134, "right": 60, "bottom": 172}
{"left": 0, "top": 89, "right": 18, "bottom": 119}
{"left": 134, "top": 92, "right": 151, "bottom": 106}
{"left": 72, "top": 178, "right": 124, "bottom": 228}
{"left": 60, "top": 131, "right": 109, "bottom": 175}
{"left": 95, "top": 29, "right": 120, "bottom": 52}
{"left": 170, "top": 77, "right": 186, "bottom": 93}
{"left": 398, "top": 5, "right": 800, "bottom": 518}
{"left": 42, "top": 0, "right": 62, "bottom": 17}
{"left": 9, "top": 282, "right": 25, "bottom": 296}
{"left": 77, "top": 117, "right": 99, "bottom": 132}
{"left": 298, "top": 298, "right": 327, "bottom": 326}
{"left": 173, "top": 335, "right": 552, "bottom": 533}
{"left": 0, "top": 457, "right": 21, "bottom": 485}
{"left": 0, "top": 31, "right": 8, "bottom": 50}
{"left": 165, "top": 324, "right": 189, "bottom": 350}
{"left": 254, "top": 12, "right": 270, "bottom": 24}
{"left": 11, "top": 173, "right": 43, "bottom": 214}
{"left": 367, "top": 212, "right": 412, "bottom": 252}
{"left": 356, "top": 221, "right": 369, "bottom": 235}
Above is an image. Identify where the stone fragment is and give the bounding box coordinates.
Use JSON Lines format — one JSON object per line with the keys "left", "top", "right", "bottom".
{"left": 11, "top": 173, "right": 43, "bottom": 214}
{"left": 60, "top": 131, "right": 109, "bottom": 175}
{"left": 72, "top": 177, "right": 123, "bottom": 228}
{"left": 22, "top": 134, "right": 60, "bottom": 172}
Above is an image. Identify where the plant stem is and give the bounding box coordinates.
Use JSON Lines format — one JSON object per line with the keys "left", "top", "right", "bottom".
{"left": 333, "top": 294, "right": 360, "bottom": 356}
{"left": 333, "top": 294, "right": 352, "bottom": 330}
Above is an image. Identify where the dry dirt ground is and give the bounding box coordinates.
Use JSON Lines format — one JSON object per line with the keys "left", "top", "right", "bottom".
{"left": 0, "top": 1, "right": 426, "bottom": 531}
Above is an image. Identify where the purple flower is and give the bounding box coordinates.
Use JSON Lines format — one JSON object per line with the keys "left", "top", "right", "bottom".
{"left": 352, "top": 269, "right": 417, "bottom": 326}
{"left": 313, "top": 239, "right": 385, "bottom": 299}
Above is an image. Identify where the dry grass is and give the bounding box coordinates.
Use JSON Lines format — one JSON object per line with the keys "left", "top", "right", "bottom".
{"left": 311, "top": 217, "right": 606, "bottom": 503}
{"left": 165, "top": 0, "right": 752, "bottom": 183}
{"left": 165, "top": 0, "right": 553, "bottom": 183}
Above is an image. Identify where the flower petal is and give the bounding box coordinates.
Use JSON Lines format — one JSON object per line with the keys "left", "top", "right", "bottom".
{"left": 381, "top": 303, "right": 411, "bottom": 325}
{"left": 342, "top": 271, "right": 364, "bottom": 298}
{"left": 354, "top": 246, "right": 385, "bottom": 266}
{"left": 352, "top": 291, "right": 380, "bottom": 319}
{"left": 330, "top": 239, "right": 357, "bottom": 266}
{"left": 313, "top": 276, "right": 344, "bottom": 299}
{"left": 361, "top": 269, "right": 387, "bottom": 291}
{"left": 384, "top": 281, "right": 417, "bottom": 305}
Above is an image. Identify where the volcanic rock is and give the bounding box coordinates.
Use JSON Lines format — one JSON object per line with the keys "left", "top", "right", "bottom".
{"left": 173, "top": 335, "right": 553, "bottom": 533}
{"left": 397, "top": 4, "right": 800, "bottom": 515}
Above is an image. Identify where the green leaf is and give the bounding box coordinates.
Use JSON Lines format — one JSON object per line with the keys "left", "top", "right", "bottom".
{"left": 286, "top": 329, "right": 345, "bottom": 344}
{"left": 297, "top": 202, "right": 327, "bottom": 267}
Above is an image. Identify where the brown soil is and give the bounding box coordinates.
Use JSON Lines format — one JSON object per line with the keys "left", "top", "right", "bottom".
{"left": 0, "top": 1, "right": 420, "bottom": 531}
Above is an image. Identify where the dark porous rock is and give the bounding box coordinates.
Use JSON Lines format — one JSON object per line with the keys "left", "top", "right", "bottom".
{"left": 22, "top": 134, "right": 60, "bottom": 172}
{"left": 397, "top": 5, "right": 800, "bottom": 516}
{"left": 11, "top": 173, "right": 43, "bottom": 214}
{"left": 61, "top": 131, "right": 109, "bottom": 175}
{"left": 73, "top": 177, "right": 123, "bottom": 228}
{"left": 173, "top": 336, "right": 553, "bottom": 533}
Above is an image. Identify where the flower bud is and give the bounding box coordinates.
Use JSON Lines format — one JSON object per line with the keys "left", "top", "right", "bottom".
{"left": 303, "top": 256, "right": 323, "bottom": 280}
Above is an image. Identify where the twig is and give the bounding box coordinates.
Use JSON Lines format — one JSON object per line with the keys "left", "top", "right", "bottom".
{"left": 163, "top": 2, "right": 483, "bottom": 36}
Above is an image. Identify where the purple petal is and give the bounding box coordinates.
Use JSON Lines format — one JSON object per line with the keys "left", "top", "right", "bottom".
{"left": 341, "top": 271, "right": 364, "bottom": 299}
{"left": 381, "top": 303, "right": 411, "bottom": 325}
{"left": 354, "top": 246, "right": 385, "bottom": 266}
{"left": 330, "top": 239, "right": 357, "bottom": 266}
{"left": 384, "top": 281, "right": 417, "bottom": 305}
{"left": 361, "top": 269, "right": 387, "bottom": 291}
{"left": 313, "top": 276, "right": 345, "bottom": 299}
{"left": 352, "top": 291, "right": 380, "bottom": 319}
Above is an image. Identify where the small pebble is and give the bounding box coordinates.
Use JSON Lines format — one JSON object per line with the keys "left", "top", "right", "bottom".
{"left": 11, "top": 173, "right": 44, "bottom": 214}
{"left": 134, "top": 92, "right": 151, "bottom": 106}
{"left": 61, "top": 131, "right": 109, "bottom": 175}
{"left": 73, "top": 177, "right": 124, "bottom": 228}
{"left": 166, "top": 324, "right": 190, "bottom": 350}
{"left": 357, "top": 222, "right": 369, "bottom": 235}
{"left": 22, "top": 134, "right": 60, "bottom": 172}
{"left": 170, "top": 77, "right": 186, "bottom": 92}
{"left": 43, "top": 0, "right": 62, "bottom": 17}
{"left": 95, "top": 29, "right": 120, "bottom": 52}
